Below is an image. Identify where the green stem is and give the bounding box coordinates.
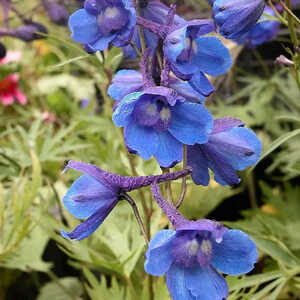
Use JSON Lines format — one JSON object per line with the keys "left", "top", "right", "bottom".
{"left": 268, "top": 0, "right": 288, "bottom": 26}
{"left": 247, "top": 173, "right": 258, "bottom": 209}
{"left": 280, "top": 0, "right": 300, "bottom": 26}
{"left": 121, "top": 193, "right": 149, "bottom": 244}
{"left": 286, "top": 0, "right": 299, "bottom": 47}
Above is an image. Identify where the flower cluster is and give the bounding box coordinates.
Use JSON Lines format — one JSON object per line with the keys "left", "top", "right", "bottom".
{"left": 62, "top": 1, "right": 266, "bottom": 299}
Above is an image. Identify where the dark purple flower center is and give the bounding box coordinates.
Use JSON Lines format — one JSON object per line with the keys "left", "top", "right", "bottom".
{"left": 132, "top": 94, "right": 172, "bottom": 131}
{"left": 97, "top": 4, "right": 129, "bottom": 35}
{"left": 171, "top": 230, "right": 213, "bottom": 268}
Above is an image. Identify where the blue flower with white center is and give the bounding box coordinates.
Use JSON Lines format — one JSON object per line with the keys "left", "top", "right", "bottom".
{"left": 187, "top": 118, "right": 262, "bottom": 186}
{"left": 68, "top": 0, "right": 136, "bottom": 51}
{"left": 146, "top": 183, "right": 258, "bottom": 300}
{"left": 112, "top": 86, "right": 213, "bottom": 167}
{"left": 237, "top": 6, "right": 280, "bottom": 48}
{"left": 163, "top": 20, "right": 232, "bottom": 97}
{"left": 108, "top": 69, "right": 206, "bottom": 105}
{"left": 212, "top": 0, "right": 265, "bottom": 40}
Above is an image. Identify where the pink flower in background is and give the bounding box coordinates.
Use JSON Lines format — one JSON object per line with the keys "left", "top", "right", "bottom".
{"left": 0, "top": 51, "right": 27, "bottom": 106}
{"left": 0, "top": 74, "right": 27, "bottom": 106}
{"left": 0, "top": 51, "right": 22, "bottom": 64}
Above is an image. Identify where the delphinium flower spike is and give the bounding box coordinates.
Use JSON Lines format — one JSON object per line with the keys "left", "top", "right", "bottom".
{"left": 187, "top": 118, "right": 262, "bottom": 186}
{"left": 60, "top": 160, "right": 191, "bottom": 240}
{"left": 145, "top": 182, "right": 258, "bottom": 300}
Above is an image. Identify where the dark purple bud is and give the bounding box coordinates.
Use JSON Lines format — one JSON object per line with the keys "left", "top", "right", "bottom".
{"left": 0, "top": 42, "right": 7, "bottom": 59}
{"left": 13, "top": 22, "right": 48, "bottom": 42}
{"left": 42, "top": 0, "right": 69, "bottom": 26}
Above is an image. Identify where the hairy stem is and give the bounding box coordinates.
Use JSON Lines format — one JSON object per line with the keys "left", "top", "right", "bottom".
{"left": 176, "top": 145, "right": 188, "bottom": 208}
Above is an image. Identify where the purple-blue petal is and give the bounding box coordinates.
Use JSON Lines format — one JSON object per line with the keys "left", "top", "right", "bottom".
{"left": 212, "top": 118, "right": 245, "bottom": 134}
{"left": 68, "top": 9, "right": 99, "bottom": 43}
{"left": 107, "top": 70, "right": 143, "bottom": 102}
{"left": 61, "top": 201, "right": 117, "bottom": 240}
{"left": 185, "top": 266, "right": 228, "bottom": 300}
{"left": 62, "top": 174, "right": 116, "bottom": 219}
{"left": 176, "top": 220, "right": 228, "bottom": 243}
{"left": 112, "top": 0, "right": 136, "bottom": 47}
{"left": 192, "top": 36, "right": 232, "bottom": 76}
{"left": 166, "top": 264, "right": 195, "bottom": 300}
{"left": 112, "top": 92, "right": 143, "bottom": 127}
{"left": 144, "top": 229, "right": 176, "bottom": 276}
{"left": 164, "top": 25, "right": 188, "bottom": 63}
{"left": 168, "top": 102, "right": 213, "bottom": 145}
{"left": 187, "top": 145, "right": 210, "bottom": 186}
{"left": 88, "top": 33, "right": 116, "bottom": 51}
{"left": 188, "top": 72, "right": 215, "bottom": 97}
{"left": 169, "top": 79, "right": 206, "bottom": 104}
{"left": 208, "top": 127, "right": 262, "bottom": 171}
{"left": 202, "top": 143, "right": 242, "bottom": 186}
{"left": 124, "top": 119, "right": 159, "bottom": 160}
{"left": 155, "top": 131, "right": 182, "bottom": 167}
{"left": 211, "top": 229, "right": 258, "bottom": 275}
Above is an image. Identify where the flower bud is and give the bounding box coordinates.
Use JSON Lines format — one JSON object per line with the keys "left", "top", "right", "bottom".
{"left": 13, "top": 22, "right": 48, "bottom": 42}
{"left": 42, "top": 0, "right": 69, "bottom": 25}
{"left": 213, "top": 0, "right": 265, "bottom": 39}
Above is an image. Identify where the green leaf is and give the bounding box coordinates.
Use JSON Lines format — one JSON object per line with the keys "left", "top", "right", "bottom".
{"left": 0, "top": 226, "right": 51, "bottom": 272}
{"left": 37, "top": 277, "right": 83, "bottom": 300}
{"left": 249, "top": 128, "right": 300, "bottom": 172}
{"left": 228, "top": 271, "right": 282, "bottom": 291}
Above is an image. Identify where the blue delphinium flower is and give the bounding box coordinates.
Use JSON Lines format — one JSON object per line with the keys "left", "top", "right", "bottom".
{"left": 145, "top": 183, "right": 258, "bottom": 300}
{"left": 123, "top": 0, "right": 184, "bottom": 58}
{"left": 112, "top": 87, "right": 213, "bottom": 167}
{"left": 108, "top": 69, "right": 206, "bottom": 105}
{"left": 187, "top": 118, "right": 262, "bottom": 186}
{"left": 68, "top": 0, "right": 136, "bottom": 51}
{"left": 61, "top": 160, "right": 191, "bottom": 240}
{"left": 163, "top": 20, "right": 232, "bottom": 97}
{"left": 237, "top": 6, "right": 280, "bottom": 48}
{"left": 213, "top": 0, "right": 265, "bottom": 39}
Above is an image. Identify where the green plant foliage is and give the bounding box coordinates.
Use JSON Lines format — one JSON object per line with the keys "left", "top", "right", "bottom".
{"left": 37, "top": 277, "right": 83, "bottom": 300}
